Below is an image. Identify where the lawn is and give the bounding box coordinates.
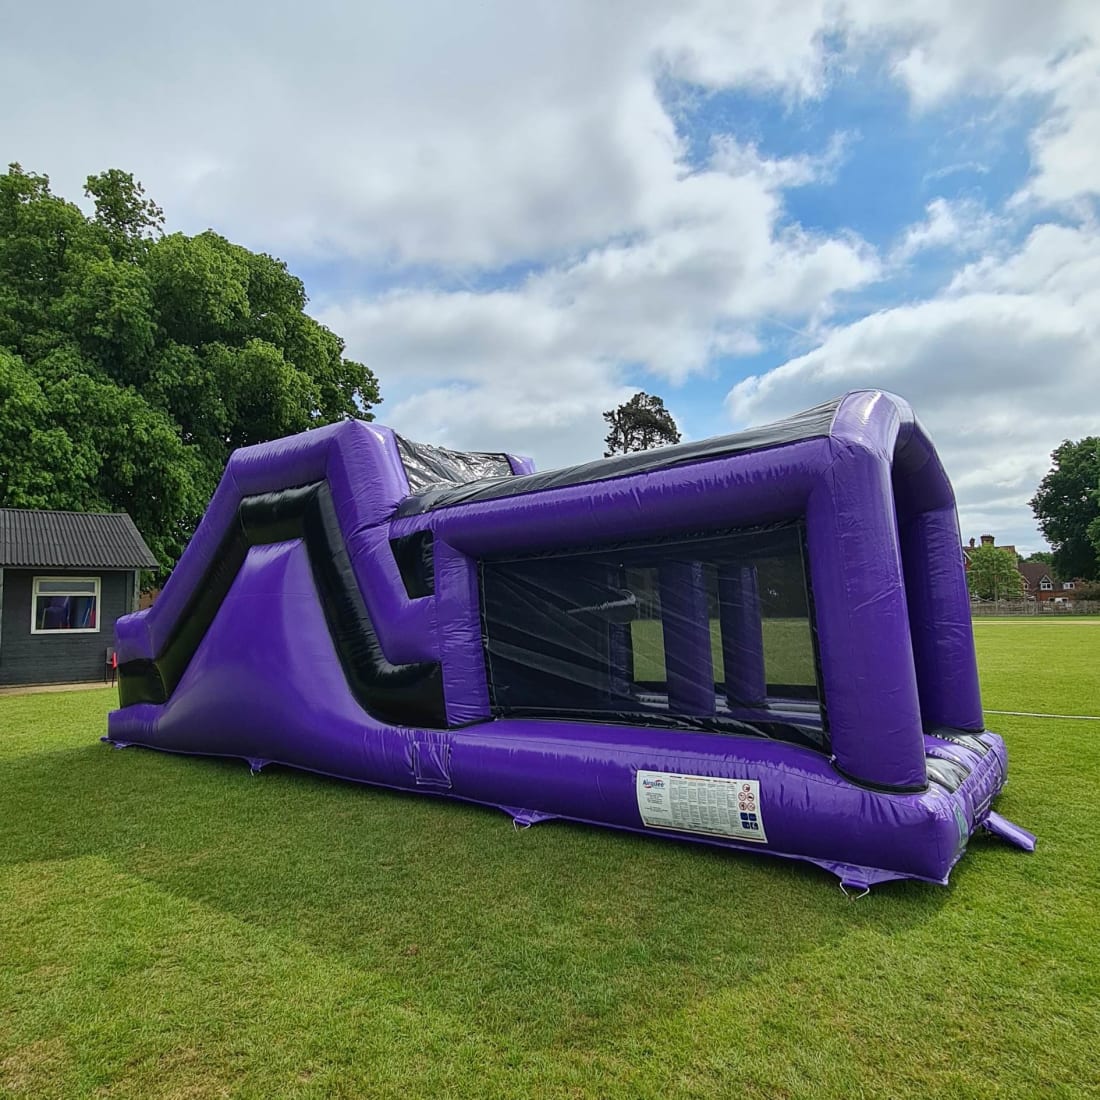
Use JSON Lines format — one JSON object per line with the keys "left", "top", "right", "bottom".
{"left": 631, "top": 618, "right": 815, "bottom": 686}
{"left": 1, "top": 623, "right": 1099, "bottom": 1098}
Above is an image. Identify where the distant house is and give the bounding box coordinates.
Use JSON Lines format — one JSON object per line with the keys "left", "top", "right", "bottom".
{"left": 963, "top": 533, "right": 1017, "bottom": 561}
{"left": 962, "top": 532, "right": 1085, "bottom": 602}
{"left": 0, "top": 509, "right": 157, "bottom": 687}
{"left": 1017, "top": 562, "right": 1081, "bottom": 602}
{"left": 961, "top": 533, "right": 1020, "bottom": 599}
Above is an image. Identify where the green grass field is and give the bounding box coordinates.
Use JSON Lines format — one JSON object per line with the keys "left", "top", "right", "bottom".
{"left": 631, "top": 617, "right": 815, "bottom": 685}
{"left": 2, "top": 621, "right": 1099, "bottom": 1098}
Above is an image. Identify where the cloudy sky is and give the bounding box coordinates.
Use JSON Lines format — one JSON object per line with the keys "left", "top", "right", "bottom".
{"left": 3, "top": 1, "right": 1098, "bottom": 552}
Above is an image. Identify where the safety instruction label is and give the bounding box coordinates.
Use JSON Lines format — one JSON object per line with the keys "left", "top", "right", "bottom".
{"left": 636, "top": 771, "right": 767, "bottom": 843}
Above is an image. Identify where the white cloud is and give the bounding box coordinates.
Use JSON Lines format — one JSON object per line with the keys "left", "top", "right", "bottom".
{"left": 891, "top": 198, "right": 1001, "bottom": 263}
{"left": 0, "top": 1, "right": 867, "bottom": 271}
{"left": 1020, "top": 46, "right": 1100, "bottom": 206}
{"left": 322, "top": 176, "right": 877, "bottom": 464}
{"left": 727, "top": 222, "right": 1100, "bottom": 551}
{"left": 949, "top": 222, "right": 1100, "bottom": 307}
{"left": 3, "top": 0, "right": 1096, "bottom": 266}
{"left": 654, "top": 0, "right": 835, "bottom": 98}
{"left": 840, "top": 1, "right": 1100, "bottom": 206}
{"left": 3, "top": 1, "right": 675, "bottom": 268}
{"left": 710, "top": 132, "right": 852, "bottom": 189}
{"left": 3, "top": 0, "right": 1098, "bottom": 543}
{"left": 846, "top": 0, "right": 1098, "bottom": 107}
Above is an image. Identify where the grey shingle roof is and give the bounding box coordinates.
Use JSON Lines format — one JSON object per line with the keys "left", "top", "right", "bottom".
{"left": 0, "top": 509, "right": 159, "bottom": 569}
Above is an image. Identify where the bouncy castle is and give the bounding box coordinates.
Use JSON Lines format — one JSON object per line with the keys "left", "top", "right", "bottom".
{"left": 107, "top": 389, "right": 1033, "bottom": 890}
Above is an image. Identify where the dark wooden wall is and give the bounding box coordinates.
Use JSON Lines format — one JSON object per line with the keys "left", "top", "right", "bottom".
{"left": 0, "top": 569, "right": 133, "bottom": 685}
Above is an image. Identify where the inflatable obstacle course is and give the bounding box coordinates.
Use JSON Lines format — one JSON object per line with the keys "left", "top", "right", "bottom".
{"left": 107, "top": 390, "right": 1034, "bottom": 889}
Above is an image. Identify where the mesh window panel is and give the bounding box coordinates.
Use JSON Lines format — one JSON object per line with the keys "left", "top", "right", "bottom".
{"left": 479, "top": 523, "right": 826, "bottom": 751}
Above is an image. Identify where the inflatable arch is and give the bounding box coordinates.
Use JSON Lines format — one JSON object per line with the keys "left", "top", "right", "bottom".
{"left": 107, "top": 390, "right": 1033, "bottom": 889}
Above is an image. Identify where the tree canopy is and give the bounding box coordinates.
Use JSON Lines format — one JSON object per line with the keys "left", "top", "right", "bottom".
{"left": 603, "top": 392, "right": 681, "bottom": 456}
{"left": 0, "top": 163, "right": 380, "bottom": 572}
{"left": 965, "top": 545, "right": 1025, "bottom": 601}
{"left": 1030, "top": 437, "right": 1100, "bottom": 582}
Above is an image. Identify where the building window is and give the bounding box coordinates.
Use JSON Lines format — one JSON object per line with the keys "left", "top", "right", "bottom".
{"left": 1063, "top": 581, "right": 1075, "bottom": 590}
{"left": 1040, "top": 578, "right": 1053, "bottom": 591}
{"left": 31, "top": 577, "right": 100, "bottom": 633}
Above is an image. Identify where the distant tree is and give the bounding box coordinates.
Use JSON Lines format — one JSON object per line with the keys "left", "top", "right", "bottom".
{"left": 1089, "top": 514, "right": 1100, "bottom": 565}
{"left": 966, "top": 544, "right": 1025, "bottom": 601}
{"left": 0, "top": 163, "right": 380, "bottom": 573}
{"left": 1030, "top": 438, "right": 1100, "bottom": 582}
{"left": 603, "top": 392, "right": 681, "bottom": 456}
{"left": 1022, "top": 551, "right": 1054, "bottom": 564}
{"left": 1072, "top": 580, "right": 1100, "bottom": 601}
{"left": 84, "top": 169, "right": 164, "bottom": 259}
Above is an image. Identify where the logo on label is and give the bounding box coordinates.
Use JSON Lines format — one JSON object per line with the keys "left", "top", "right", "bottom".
{"left": 642, "top": 778, "right": 665, "bottom": 790}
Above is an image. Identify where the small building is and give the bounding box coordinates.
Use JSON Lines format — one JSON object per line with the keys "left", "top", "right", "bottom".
{"left": 1017, "top": 562, "right": 1082, "bottom": 602}
{"left": 963, "top": 533, "right": 1085, "bottom": 602}
{"left": 0, "top": 508, "right": 158, "bottom": 687}
{"left": 963, "top": 533, "right": 1018, "bottom": 560}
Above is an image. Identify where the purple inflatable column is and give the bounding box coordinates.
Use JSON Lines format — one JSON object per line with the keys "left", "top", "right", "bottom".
{"left": 435, "top": 540, "right": 492, "bottom": 725}
{"left": 605, "top": 565, "right": 634, "bottom": 702}
{"left": 608, "top": 624, "right": 634, "bottom": 701}
{"left": 890, "top": 411, "right": 985, "bottom": 733}
{"left": 718, "top": 565, "right": 767, "bottom": 707}
{"left": 899, "top": 507, "right": 984, "bottom": 732}
{"left": 807, "top": 439, "right": 927, "bottom": 791}
{"left": 658, "top": 561, "right": 715, "bottom": 715}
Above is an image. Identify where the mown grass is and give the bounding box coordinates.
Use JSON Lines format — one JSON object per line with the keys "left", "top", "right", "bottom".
{"left": 631, "top": 618, "right": 815, "bottom": 685}
{"left": 971, "top": 618, "right": 1100, "bottom": 714}
{"left": 1, "top": 623, "right": 1099, "bottom": 1098}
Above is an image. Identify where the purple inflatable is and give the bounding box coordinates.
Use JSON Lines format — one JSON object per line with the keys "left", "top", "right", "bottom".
{"left": 107, "top": 389, "right": 1034, "bottom": 889}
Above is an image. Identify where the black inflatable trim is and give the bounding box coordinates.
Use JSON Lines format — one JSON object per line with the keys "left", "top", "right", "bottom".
{"left": 117, "top": 482, "right": 448, "bottom": 728}
{"left": 390, "top": 530, "right": 436, "bottom": 598}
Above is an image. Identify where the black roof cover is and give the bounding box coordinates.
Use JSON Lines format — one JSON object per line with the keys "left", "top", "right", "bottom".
{"left": 395, "top": 435, "right": 514, "bottom": 494}
{"left": 0, "top": 508, "right": 159, "bottom": 569}
{"left": 395, "top": 397, "right": 841, "bottom": 517}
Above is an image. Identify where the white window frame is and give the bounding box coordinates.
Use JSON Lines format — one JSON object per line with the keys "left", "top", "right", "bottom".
{"left": 30, "top": 576, "right": 101, "bottom": 634}
{"left": 1063, "top": 581, "right": 1075, "bottom": 590}
{"left": 1040, "top": 577, "right": 1053, "bottom": 591}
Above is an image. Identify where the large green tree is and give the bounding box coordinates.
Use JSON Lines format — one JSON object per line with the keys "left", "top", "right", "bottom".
{"left": 1030, "top": 437, "right": 1100, "bottom": 582}
{"left": 965, "top": 545, "right": 1025, "bottom": 601}
{"left": 1022, "top": 551, "right": 1054, "bottom": 564}
{"left": 603, "top": 392, "right": 681, "bottom": 457}
{"left": 0, "top": 163, "right": 380, "bottom": 571}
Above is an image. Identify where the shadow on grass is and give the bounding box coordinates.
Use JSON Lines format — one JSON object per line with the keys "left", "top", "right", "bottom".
{"left": 5, "top": 739, "right": 954, "bottom": 1036}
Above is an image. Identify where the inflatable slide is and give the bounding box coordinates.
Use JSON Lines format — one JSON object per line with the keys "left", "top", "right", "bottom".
{"left": 107, "top": 389, "right": 1034, "bottom": 890}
